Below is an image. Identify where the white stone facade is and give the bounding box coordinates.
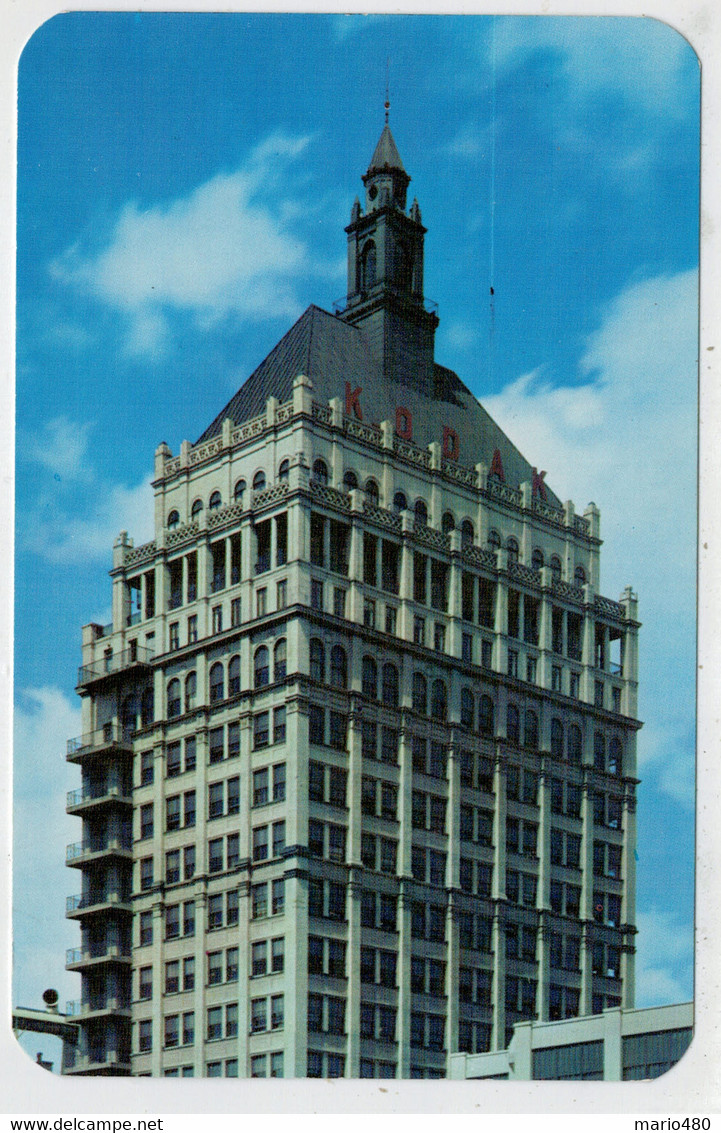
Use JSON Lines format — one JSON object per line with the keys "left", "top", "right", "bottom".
{"left": 65, "top": 372, "right": 640, "bottom": 1078}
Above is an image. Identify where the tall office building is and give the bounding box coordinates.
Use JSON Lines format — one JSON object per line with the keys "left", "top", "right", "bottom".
{"left": 64, "top": 121, "right": 640, "bottom": 1078}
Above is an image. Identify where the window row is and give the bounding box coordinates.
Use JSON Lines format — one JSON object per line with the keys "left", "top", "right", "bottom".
{"left": 208, "top": 833, "right": 241, "bottom": 874}
{"left": 252, "top": 706, "right": 287, "bottom": 749}
{"left": 410, "top": 846, "right": 447, "bottom": 887}
{"left": 251, "top": 878, "right": 286, "bottom": 919}
{"left": 459, "top": 857, "right": 493, "bottom": 898}
{"left": 308, "top": 936, "right": 346, "bottom": 979}
{"left": 360, "top": 889, "right": 397, "bottom": 933}
{"left": 309, "top": 761, "right": 347, "bottom": 807}
{"left": 360, "top": 1003, "right": 397, "bottom": 1043}
{"left": 138, "top": 902, "right": 194, "bottom": 946}
{"left": 208, "top": 946, "right": 240, "bottom": 985}
{"left": 308, "top": 993, "right": 345, "bottom": 1035}
{"left": 459, "top": 966, "right": 492, "bottom": 1007}
{"left": 308, "top": 819, "right": 346, "bottom": 862}
{"left": 308, "top": 877, "right": 346, "bottom": 921}
{"left": 362, "top": 777, "right": 398, "bottom": 821}
{"left": 360, "top": 947, "right": 397, "bottom": 988}
{"left": 165, "top": 844, "right": 196, "bottom": 885}
{"left": 250, "top": 994, "right": 284, "bottom": 1033}
{"left": 410, "top": 956, "right": 446, "bottom": 997}
{"left": 506, "top": 922, "right": 537, "bottom": 962}
{"left": 360, "top": 721, "right": 399, "bottom": 764}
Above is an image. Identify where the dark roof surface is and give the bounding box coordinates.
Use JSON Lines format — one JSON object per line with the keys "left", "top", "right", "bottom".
{"left": 196, "top": 304, "right": 561, "bottom": 506}
{"left": 367, "top": 124, "right": 406, "bottom": 175}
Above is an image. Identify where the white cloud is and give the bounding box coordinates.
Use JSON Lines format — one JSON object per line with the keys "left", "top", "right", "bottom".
{"left": 488, "top": 16, "right": 695, "bottom": 117}
{"left": 13, "top": 688, "right": 83, "bottom": 1011}
{"left": 635, "top": 907, "right": 694, "bottom": 1006}
{"left": 20, "top": 416, "right": 93, "bottom": 482}
{"left": 49, "top": 131, "right": 334, "bottom": 358}
{"left": 24, "top": 474, "right": 155, "bottom": 565}
{"left": 484, "top": 268, "right": 698, "bottom": 809}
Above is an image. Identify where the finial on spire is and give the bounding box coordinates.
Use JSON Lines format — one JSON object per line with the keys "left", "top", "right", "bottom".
{"left": 385, "top": 57, "right": 390, "bottom": 124}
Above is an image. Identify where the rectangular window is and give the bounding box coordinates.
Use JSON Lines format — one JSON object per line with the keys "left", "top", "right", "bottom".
{"left": 273, "top": 706, "right": 286, "bottom": 744}
{"left": 140, "top": 750, "right": 154, "bottom": 785}
{"left": 169, "top": 622, "right": 179, "bottom": 651}
{"left": 333, "top": 586, "right": 346, "bottom": 618}
{"left": 254, "top": 712, "right": 270, "bottom": 749}
{"left": 364, "top": 599, "right": 376, "bottom": 628}
{"left": 433, "top": 622, "right": 446, "bottom": 653}
{"left": 268, "top": 878, "right": 283, "bottom": 916}
{"left": 165, "top": 850, "right": 180, "bottom": 885}
{"left": 184, "top": 736, "right": 196, "bottom": 772}
{"left": 309, "top": 704, "right": 325, "bottom": 745}
{"left": 413, "top": 616, "right": 425, "bottom": 646}
{"left": 164, "top": 961, "right": 178, "bottom": 995}
{"left": 209, "top": 726, "right": 224, "bottom": 764}
{"left": 256, "top": 588, "right": 267, "bottom": 617}
{"left": 310, "top": 579, "right": 323, "bottom": 611}
{"left": 231, "top": 597, "right": 242, "bottom": 627}
{"left": 139, "top": 803, "right": 154, "bottom": 840}
{"left": 385, "top": 604, "right": 397, "bottom": 635}
{"left": 253, "top": 826, "right": 269, "bottom": 862}
{"left": 462, "top": 632, "right": 473, "bottom": 663}
{"left": 277, "top": 579, "right": 288, "bottom": 610}
{"left": 208, "top": 838, "right": 223, "bottom": 873}
{"left": 139, "top": 856, "right": 154, "bottom": 891}
{"left": 212, "top": 605, "right": 223, "bottom": 634}
{"left": 166, "top": 795, "right": 180, "bottom": 831}
{"left": 184, "top": 789, "right": 196, "bottom": 827}
{"left": 272, "top": 820, "right": 286, "bottom": 859}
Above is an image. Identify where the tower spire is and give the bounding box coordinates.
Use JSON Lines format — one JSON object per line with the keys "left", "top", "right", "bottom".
{"left": 385, "top": 57, "right": 390, "bottom": 124}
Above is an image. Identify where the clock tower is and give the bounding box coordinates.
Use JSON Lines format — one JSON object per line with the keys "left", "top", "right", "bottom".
{"left": 342, "top": 119, "right": 439, "bottom": 396}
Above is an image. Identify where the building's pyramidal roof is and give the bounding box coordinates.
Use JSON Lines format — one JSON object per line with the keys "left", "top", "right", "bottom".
{"left": 195, "top": 303, "right": 562, "bottom": 508}
{"left": 367, "top": 123, "right": 406, "bottom": 176}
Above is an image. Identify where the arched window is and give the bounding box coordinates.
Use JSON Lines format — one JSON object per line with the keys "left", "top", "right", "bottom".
{"left": 121, "top": 694, "right": 137, "bottom": 735}
{"left": 191, "top": 499, "right": 203, "bottom": 520}
{"left": 594, "top": 731, "right": 606, "bottom": 771}
{"left": 461, "top": 687, "right": 475, "bottom": 730}
{"left": 414, "top": 499, "right": 428, "bottom": 526}
{"left": 442, "top": 511, "right": 455, "bottom": 535}
{"left": 209, "top": 662, "right": 225, "bottom": 703}
{"left": 167, "top": 510, "right": 180, "bottom": 531}
{"left": 343, "top": 470, "right": 358, "bottom": 491}
{"left": 431, "top": 678, "right": 448, "bottom": 721}
{"left": 253, "top": 470, "right": 266, "bottom": 492}
{"left": 254, "top": 646, "right": 269, "bottom": 689}
{"left": 574, "top": 565, "right": 587, "bottom": 586}
{"left": 278, "top": 459, "right": 290, "bottom": 483}
{"left": 506, "top": 537, "right": 519, "bottom": 564}
{"left": 274, "top": 639, "right": 287, "bottom": 682}
{"left": 312, "top": 459, "right": 329, "bottom": 486}
{"left": 330, "top": 645, "right": 348, "bottom": 689}
{"left": 381, "top": 663, "right": 399, "bottom": 708}
{"left": 507, "top": 703, "right": 520, "bottom": 744}
{"left": 393, "top": 491, "right": 407, "bottom": 514}
{"left": 461, "top": 519, "right": 474, "bottom": 546}
{"left": 359, "top": 240, "right": 377, "bottom": 291}
{"left": 365, "top": 479, "right": 379, "bottom": 506}
{"left": 487, "top": 529, "right": 501, "bottom": 551}
{"left": 234, "top": 479, "right": 247, "bottom": 504}
{"left": 167, "top": 679, "right": 181, "bottom": 718}
{"left": 209, "top": 490, "right": 222, "bottom": 511}
{"left": 310, "top": 639, "right": 325, "bottom": 683}
{"left": 362, "top": 656, "right": 378, "bottom": 700}
{"left": 228, "top": 655, "right": 240, "bottom": 697}
{"left": 184, "top": 672, "right": 197, "bottom": 713}
{"left": 551, "top": 718, "right": 564, "bottom": 758}
{"left": 412, "top": 672, "right": 427, "bottom": 715}
{"left": 608, "top": 737, "right": 622, "bottom": 775}
{"left": 568, "top": 724, "right": 582, "bottom": 764}
{"left": 479, "top": 694, "right": 495, "bottom": 736}
{"left": 531, "top": 548, "right": 544, "bottom": 572}
{"left": 141, "top": 687, "right": 154, "bottom": 728}
{"left": 550, "top": 555, "right": 562, "bottom": 582}
{"left": 524, "top": 710, "right": 539, "bottom": 749}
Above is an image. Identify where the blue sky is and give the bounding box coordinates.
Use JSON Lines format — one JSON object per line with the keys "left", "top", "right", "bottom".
{"left": 13, "top": 11, "right": 699, "bottom": 1059}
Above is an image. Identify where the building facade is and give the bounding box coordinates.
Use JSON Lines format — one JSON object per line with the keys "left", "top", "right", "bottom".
{"left": 65, "top": 122, "right": 641, "bottom": 1078}
{"left": 448, "top": 1002, "right": 693, "bottom": 1081}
